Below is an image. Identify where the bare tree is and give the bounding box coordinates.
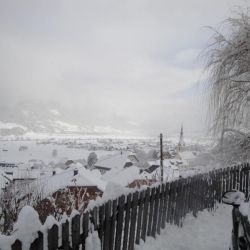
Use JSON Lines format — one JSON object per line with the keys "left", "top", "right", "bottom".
{"left": 204, "top": 8, "right": 250, "bottom": 163}
{"left": 204, "top": 8, "right": 250, "bottom": 137}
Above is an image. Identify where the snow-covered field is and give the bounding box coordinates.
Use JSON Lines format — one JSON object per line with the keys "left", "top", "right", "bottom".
{"left": 0, "top": 140, "right": 116, "bottom": 165}
{"left": 136, "top": 204, "right": 232, "bottom": 250}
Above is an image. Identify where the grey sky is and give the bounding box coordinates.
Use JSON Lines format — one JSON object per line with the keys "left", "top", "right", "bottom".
{"left": 0, "top": 0, "right": 246, "bottom": 136}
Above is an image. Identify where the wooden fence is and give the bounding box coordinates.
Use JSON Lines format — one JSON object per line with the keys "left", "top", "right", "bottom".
{"left": 10, "top": 163, "right": 250, "bottom": 250}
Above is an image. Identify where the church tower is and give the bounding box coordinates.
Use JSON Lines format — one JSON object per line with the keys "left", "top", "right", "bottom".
{"left": 177, "top": 123, "right": 185, "bottom": 151}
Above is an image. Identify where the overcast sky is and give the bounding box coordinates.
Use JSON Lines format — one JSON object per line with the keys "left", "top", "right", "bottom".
{"left": 0, "top": 0, "right": 247, "bottom": 136}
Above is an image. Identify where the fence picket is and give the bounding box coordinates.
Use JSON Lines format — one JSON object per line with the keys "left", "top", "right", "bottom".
{"left": 166, "top": 182, "right": 174, "bottom": 223}
{"left": 147, "top": 187, "right": 155, "bottom": 236}
{"left": 151, "top": 185, "right": 160, "bottom": 237}
{"left": 98, "top": 204, "right": 105, "bottom": 249}
{"left": 61, "top": 220, "right": 70, "bottom": 250}
{"left": 157, "top": 184, "right": 164, "bottom": 233}
{"left": 128, "top": 191, "right": 139, "bottom": 250}
{"left": 161, "top": 183, "right": 169, "bottom": 228}
{"left": 72, "top": 214, "right": 80, "bottom": 250}
{"left": 123, "top": 193, "right": 132, "bottom": 250}
{"left": 30, "top": 231, "right": 43, "bottom": 250}
{"left": 115, "top": 195, "right": 125, "bottom": 250}
{"left": 82, "top": 212, "right": 89, "bottom": 250}
{"left": 104, "top": 200, "right": 112, "bottom": 250}
{"left": 110, "top": 199, "right": 118, "bottom": 250}
{"left": 48, "top": 224, "right": 58, "bottom": 250}
{"left": 135, "top": 191, "right": 144, "bottom": 245}
{"left": 11, "top": 240, "right": 22, "bottom": 250}
{"left": 141, "top": 188, "right": 150, "bottom": 242}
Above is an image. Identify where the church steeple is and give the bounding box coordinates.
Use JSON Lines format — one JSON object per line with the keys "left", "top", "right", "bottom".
{"left": 178, "top": 123, "right": 185, "bottom": 151}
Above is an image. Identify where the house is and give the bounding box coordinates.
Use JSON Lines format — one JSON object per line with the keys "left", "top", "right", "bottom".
{"left": 33, "top": 166, "right": 105, "bottom": 222}
{"left": 94, "top": 152, "right": 137, "bottom": 175}
{"left": 35, "top": 185, "right": 102, "bottom": 222}
{"left": 140, "top": 159, "right": 180, "bottom": 181}
{"left": 0, "top": 162, "right": 18, "bottom": 168}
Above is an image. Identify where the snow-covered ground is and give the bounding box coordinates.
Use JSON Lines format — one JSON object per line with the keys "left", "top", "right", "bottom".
{"left": 136, "top": 204, "right": 232, "bottom": 250}
{"left": 0, "top": 140, "right": 115, "bottom": 165}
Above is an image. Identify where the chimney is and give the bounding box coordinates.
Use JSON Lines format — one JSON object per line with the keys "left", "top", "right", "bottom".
{"left": 74, "top": 169, "right": 78, "bottom": 176}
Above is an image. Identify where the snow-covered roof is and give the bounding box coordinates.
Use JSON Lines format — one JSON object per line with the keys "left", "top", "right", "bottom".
{"left": 104, "top": 166, "right": 141, "bottom": 186}
{"left": 24, "top": 164, "right": 107, "bottom": 199}
{"left": 95, "top": 152, "right": 131, "bottom": 170}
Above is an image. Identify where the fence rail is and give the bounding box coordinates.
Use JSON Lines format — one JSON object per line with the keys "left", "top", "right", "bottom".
{"left": 9, "top": 163, "right": 250, "bottom": 250}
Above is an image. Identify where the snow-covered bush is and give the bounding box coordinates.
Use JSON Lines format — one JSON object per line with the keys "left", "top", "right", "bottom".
{"left": 0, "top": 181, "right": 45, "bottom": 234}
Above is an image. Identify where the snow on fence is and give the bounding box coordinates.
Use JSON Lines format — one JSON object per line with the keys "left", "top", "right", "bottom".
{"left": 7, "top": 163, "right": 250, "bottom": 250}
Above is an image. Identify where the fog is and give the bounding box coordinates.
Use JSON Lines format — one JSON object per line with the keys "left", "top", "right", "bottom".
{"left": 0, "top": 0, "right": 244, "bottom": 136}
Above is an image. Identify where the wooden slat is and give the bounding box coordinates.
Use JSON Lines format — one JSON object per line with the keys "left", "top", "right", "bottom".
{"left": 166, "top": 182, "right": 174, "bottom": 223}
{"left": 72, "top": 214, "right": 81, "bottom": 250}
{"left": 98, "top": 204, "right": 105, "bottom": 249}
{"left": 48, "top": 224, "right": 59, "bottom": 250}
{"left": 157, "top": 184, "right": 164, "bottom": 233}
{"left": 110, "top": 199, "right": 118, "bottom": 250}
{"left": 128, "top": 191, "right": 139, "bottom": 250}
{"left": 135, "top": 191, "right": 144, "bottom": 245}
{"left": 30, "top": 231, "right": 43, "bottom": 250}
{"left": 147, "top": 187, "right": 155, "bottom": 236}
{"left": 11, "top": 240, "right": 22, "bottom": 250}
{"left": 61, "top": 221, "right": 70, "bottom": 250}
{"left": 104, "top": 200, "right": 112, "bottom": 250}
{"left": 141, "top": 188, "right": 150, "bottom": 242}
{"left": 82, "top": 212, "right": 89, "bottom": 250}
{"left": 115, "top": 195, "right": 125, "bottom": 250}
{"left": 161, "top": 183, "right": 169, "bottom": 228}
{"left": 151, "top": 185, "right": 160, "bottom": 237}
{"left": 122, "top": 193, "right": 132, "bottom": 250}
{"left": 170, "top": 181, "right": 177, "bottom": 223}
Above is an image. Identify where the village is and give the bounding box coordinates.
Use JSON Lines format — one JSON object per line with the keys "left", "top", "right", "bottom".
{"left": 0, "top": 126, "right": 210, "bottom": 233}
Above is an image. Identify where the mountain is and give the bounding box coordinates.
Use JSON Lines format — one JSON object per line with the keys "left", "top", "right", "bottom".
{"left": 0, "top": 101, "right": 122, "bottom": 136}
